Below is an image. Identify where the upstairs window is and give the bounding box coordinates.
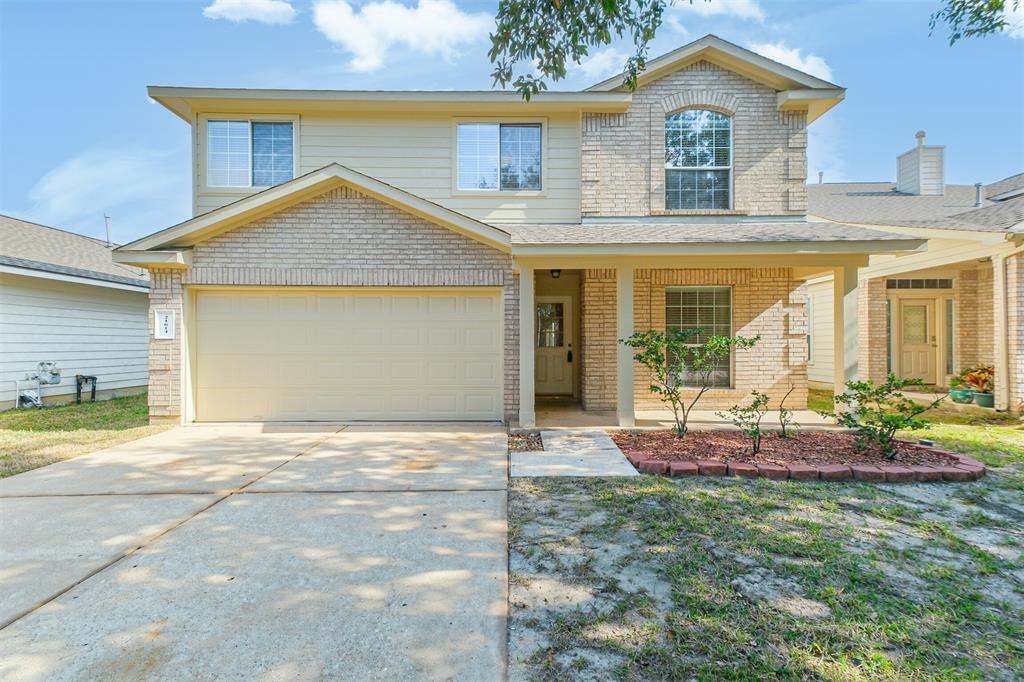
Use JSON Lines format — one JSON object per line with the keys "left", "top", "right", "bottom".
{"left": 457, "top": 123, "right": 541, "bottom": 191}
{"left": 665, "top": 109, "right": 731, "bottom": 210}
{"left": 208, "top": 120, "right": 294, "bottom": 188}
{"left": 666, "top": 286, "right": 732, "bottom": 387}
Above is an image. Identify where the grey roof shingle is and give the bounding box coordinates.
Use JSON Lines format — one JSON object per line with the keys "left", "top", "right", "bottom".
{"left": 0, "top": 215, "right": 149, "bottom": 287}
{"left": 985, "top": 173, "right": 1024, "bottom": 200}
{"left": 508, "top": 220, "right": 914, "bottom": 245}
{"left": 807, "top": 180, "right": 1024, "bottom": 233}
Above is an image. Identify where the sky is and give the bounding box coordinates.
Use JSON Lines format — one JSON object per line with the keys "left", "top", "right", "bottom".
{"left": 1, "top": 0, "right": 1022, "bottom": 243}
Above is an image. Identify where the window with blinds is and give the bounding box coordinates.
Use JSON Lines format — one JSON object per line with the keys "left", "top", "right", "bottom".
{"left": 457, "top": 122, "right": 541, "bottom": 191}
{"left": 665, "top": 286, "right": 732, "bottom": 387}
{"left": 207, "top": 120, "right": 293, "bottom": 188}
{"left": 665, "top": 110, "right": 732, "bottom": 210}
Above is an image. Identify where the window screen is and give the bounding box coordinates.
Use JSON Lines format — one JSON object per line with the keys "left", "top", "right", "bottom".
{"left": 457, "top": 123, "right": 541, "bottom": 191}
{"left": 208, "top": 120, "right": 293, "bottom": 188}
{"left": 665, "top": 110, "right": 731, "bottom": 210}
{"left": 665, "top": 286, "right": 732, "bottom": 387}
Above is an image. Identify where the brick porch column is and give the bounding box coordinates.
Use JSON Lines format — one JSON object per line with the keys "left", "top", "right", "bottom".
{"left": 1008, "top": 253, "right": 1024, "bottom": 412}
{"left": 858, "top": 276, "right": 888, "bottom": 384}
{"left": 616, "top": 267, "right": 635, "bottom": 426}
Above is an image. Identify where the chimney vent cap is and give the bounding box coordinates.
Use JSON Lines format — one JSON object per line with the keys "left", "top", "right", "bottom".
{"left": 915, "top": 130, "right": 926, "bottom": 146}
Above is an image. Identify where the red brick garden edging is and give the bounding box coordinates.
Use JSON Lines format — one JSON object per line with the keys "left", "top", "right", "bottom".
{"left": 623, "top": 445, "right": 986, "bottom": 483}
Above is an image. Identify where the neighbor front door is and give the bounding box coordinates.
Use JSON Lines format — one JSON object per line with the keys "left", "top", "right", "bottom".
{"left": 535, "top": 296, "right": 573, "bottom": 395}
{"left": 898, "top": 299, "right": 937, "bottom": 384}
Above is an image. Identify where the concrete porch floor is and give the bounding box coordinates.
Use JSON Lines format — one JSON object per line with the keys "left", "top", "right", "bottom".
{"left": 535, "top": 397, "right": 839, "bottom": 431}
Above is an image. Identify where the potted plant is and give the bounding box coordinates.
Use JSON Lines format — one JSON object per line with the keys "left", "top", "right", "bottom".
{"left": 949, "top": 373, "right": 975, "bottom": 404}
{"left": 963, "top": 365, "right": 994, "bottom": 408}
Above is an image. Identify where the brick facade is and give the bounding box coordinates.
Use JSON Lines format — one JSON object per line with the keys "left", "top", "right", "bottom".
{"left": 146, "top": 185, "right": 519, "bottom": 423}
{"left": 581, "top": 60, "right": 807, "bottom": 217}
{"left": 1008, "top": 254, "right": 1024, "bottom": 410}
{"left": 579, "top": 268, "right": 808, "bottom": 412}
{"left": 859, "top": 278, "right": 889, "bottom": 383}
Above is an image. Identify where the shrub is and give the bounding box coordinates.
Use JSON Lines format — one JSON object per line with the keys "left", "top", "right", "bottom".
{"left": 962, "top": 365, "right": 994, "bottom": 393}
{"left": 777, "top": 385, "right": 798, "bottom": 438}
{"left": 717, "top": 390, "right": 770, "bottom": 454}
{"left": 622, "top": 329, "right": 759, "bottom": 437}
{"left": 820, "top": 373, "right": 945, "bottom": 459}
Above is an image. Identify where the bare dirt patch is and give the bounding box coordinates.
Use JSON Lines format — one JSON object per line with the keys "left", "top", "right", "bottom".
{"left": 509, "top": 430, "right": 543, "bottom": 452}
{"left": 611, "top": 430, "right": 960, "bottom": 467}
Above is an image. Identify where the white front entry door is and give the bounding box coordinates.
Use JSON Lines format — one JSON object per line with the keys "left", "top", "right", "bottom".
{"left": 534, "top": 296, "right": 573, "bottom": 395}
{"left": 898, "top": 299, "right": 937, "bottom": 384}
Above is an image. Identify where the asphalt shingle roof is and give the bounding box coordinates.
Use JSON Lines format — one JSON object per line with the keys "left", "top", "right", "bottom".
{"left": 508, "top": 220, "right": 913, "bottom": 245}
{"left": 0, "top": 215, "right": 149, "bottom": 287}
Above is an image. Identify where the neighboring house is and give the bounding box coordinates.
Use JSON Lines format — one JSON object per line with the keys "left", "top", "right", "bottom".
{"left": 114, "top": 34, "right": 926, "bottom": 426}
{"left": 807, "top": 135, "right": 1024, "bottom": 411}
{"left": 0, "top": 215, "right": 150, "bottom": 407}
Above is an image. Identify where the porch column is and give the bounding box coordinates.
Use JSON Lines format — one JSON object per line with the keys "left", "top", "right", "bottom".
{"left": 993, "top": 254, "right": 1009, "bottom": 411}
{"left": 832, "top": 265, "right": 859, "bottom": 398}
{"left": 616, "top": 267, "right": 635, "bottom": 427}
{"left": 519, "top": 265, "right": 536, "bottom": 427}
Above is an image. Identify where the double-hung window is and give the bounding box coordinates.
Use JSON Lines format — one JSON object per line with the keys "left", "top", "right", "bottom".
{"left": 666, "top": 286, "right": 732, "bottom": 387}
{"left": 665, "top": 109, "right": 732, "bottom": 210}
{"left": 207, "top": 120, "right": 294, "bottom": 188}
{"left": 457, "top": 122, "right": 542, "bottom": 191}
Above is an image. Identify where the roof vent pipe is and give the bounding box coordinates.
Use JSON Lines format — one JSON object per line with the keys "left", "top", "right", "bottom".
{"left": 818, "top": 171, "right": 823, "bottom": 184}
{"left": 975, "top": 183, "right": 982, "bottom": 207}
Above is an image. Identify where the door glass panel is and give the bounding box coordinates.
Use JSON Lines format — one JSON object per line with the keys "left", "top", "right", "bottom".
{"left": 536, "top": 303, "right": 564, "bottom": 347}
{"left": 902, "top": 305, "right": 927, "bottom": 345}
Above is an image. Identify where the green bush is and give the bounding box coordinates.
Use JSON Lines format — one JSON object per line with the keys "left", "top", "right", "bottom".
{"left": 717, "top": 390, "right": 770, "bottom": 454}
{"left": 622, "top": 329, "right": 759, "bottom": 437}
{"left": 819, "top": 373, "right": 945, "bottom": 459}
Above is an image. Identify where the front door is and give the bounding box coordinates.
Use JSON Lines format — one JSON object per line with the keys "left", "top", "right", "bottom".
{"left": 535, "top": 296, "right": 573, "bottom": 395}
{"left": 898, "top": 299, "right": 937, "bottom": 384}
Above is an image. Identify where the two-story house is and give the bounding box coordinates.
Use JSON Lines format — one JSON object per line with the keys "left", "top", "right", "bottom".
{"left": 113, "top": 34, "right": 926, "bottom": 426}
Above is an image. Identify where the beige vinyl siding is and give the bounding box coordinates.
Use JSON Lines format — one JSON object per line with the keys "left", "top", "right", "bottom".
{"left": 806, "top": 279, "right": 834, "bottom": 385}
{"left": 194, "top": 112, "right": 581, "bottom": 223}
{"left": 0, "top": 273, "right": 149, "bottom": 406}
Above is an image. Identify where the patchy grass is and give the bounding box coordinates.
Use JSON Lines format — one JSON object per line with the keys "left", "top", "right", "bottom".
{"left": 509, "top": 470, "right": 1024, "bottom": 680}
{"left": 0, "top": 394, "right": 170, "bottom": 477}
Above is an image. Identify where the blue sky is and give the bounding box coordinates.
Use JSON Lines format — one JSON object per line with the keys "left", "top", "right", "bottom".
{"left": 1, "top": 0, "right": 1021, "bottom": 243}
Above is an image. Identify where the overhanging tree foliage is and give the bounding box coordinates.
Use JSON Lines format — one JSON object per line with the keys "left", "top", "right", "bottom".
{"left": 489, "top": 0, "right": 1018, "bottom": 99}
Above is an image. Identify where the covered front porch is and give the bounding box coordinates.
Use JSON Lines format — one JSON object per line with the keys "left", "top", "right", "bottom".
{"left": 515, "top": 251, "right": 910, "bottom": 428}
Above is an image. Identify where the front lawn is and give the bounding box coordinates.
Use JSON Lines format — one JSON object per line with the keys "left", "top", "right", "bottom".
{"left": 509, "top": 401, "right": 1024, "bottom": 679}
{"left": 0, "top": 393, "right": 170, "bottom": 478}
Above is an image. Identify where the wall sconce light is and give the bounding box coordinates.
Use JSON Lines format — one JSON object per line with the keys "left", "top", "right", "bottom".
{"left": 550, "top": 269, "right": 562, "bottom": 279}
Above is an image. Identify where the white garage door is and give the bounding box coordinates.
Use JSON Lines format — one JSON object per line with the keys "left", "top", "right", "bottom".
{"left": 195, "top": 289, "right": 503, "bottom": 421}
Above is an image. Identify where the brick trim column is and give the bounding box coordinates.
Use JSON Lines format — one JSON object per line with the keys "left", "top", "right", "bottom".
{"left": 148, "top": 269, "right": 185, "bottom": 423}
{"left": 858, "top": 276, "right": 888, "bottom": 384}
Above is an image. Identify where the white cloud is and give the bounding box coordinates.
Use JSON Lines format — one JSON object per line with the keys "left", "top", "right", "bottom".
{"left": 203, "top": 0, "right": 297, "bottom": 25}
{"left": 1006, "top": 1, "right": 1024, "bottom": 38}
{"left": 575, "top": 48, "right": 628, "bottom": 81}
{"left": 312, "top": 0, "right": 491, "bottom": 72}
{"left": 674, "top": 0, "right": 765, "bottom": 22}
{"left": 747, "top": 41, "right": 833, "bottom": 82}
{"left": 18, "top": 148, "right": 190, "bottom": 243}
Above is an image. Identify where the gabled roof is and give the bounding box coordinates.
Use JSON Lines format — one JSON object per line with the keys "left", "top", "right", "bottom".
{"left": 0, "top": 215, "right": 148, "bottom": 288}
{"left": 585, "top": 35, "right": 845, "bottom": 122}
{"left": 985, "top": 172, "right": 1024, "bottom": 201}
{"left": 114, "top": 163, "right": 512, "bottom": 257}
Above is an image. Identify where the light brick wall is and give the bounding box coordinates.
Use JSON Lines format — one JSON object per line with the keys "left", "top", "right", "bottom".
{"left": 580, "top": 269, "right": 617, "bottom": 411}
{"left": 147, "top": 269, "right": 185, "bottom": 421}
{"left": 147, "top": 185, "right": 519, "bottom": 422}
{"left": 956, "top": 268, "right": 994, "bottom": 374}
{"left": 581, "top": 60, "right": 807, "bottom": 217}
{"left": 859, "top": 277, "right": 889, "bottom": 383}
{"left": 580, "top": 268, "right": 807, "bottom": 412}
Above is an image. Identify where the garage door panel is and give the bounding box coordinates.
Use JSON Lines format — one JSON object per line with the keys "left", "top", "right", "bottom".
{"left": 196, "top": 290, "right": 502, "bottom": 421}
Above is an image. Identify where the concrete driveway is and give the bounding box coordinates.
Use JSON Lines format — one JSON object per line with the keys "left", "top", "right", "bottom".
{"left": 0, "top": 423, "right": 508, "bottom": 681}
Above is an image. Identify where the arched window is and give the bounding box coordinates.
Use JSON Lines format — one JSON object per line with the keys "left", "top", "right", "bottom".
{"left": 665, "top": 109, "right": 731, "bottom": 210}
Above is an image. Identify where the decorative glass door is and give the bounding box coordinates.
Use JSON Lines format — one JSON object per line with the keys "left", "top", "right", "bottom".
{"left": 898, "top": 299, "right": 936, "bottom": 384}
{"left": 535, "top": 296, "right": 573, "bottom": 395}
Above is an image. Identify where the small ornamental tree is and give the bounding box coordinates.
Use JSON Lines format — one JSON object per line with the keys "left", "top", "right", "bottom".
{"left": 622, "top": 329, "right": 759, "bottom": 437}
{"left": 717, "top": 390, "right": 770, "bottom": 454}
{"left": 819, "top": 373, "right": 945, "bottom": 459}
{"left": 777, "top": 385, "right": 798, "bottom": 438}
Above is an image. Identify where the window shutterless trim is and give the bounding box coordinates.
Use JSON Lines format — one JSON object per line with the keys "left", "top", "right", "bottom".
{"left": 451, "top": 117, "right": 548, "bottom": 196}
{"left": 198, "top": 113, "right": 300, "bottom": 194}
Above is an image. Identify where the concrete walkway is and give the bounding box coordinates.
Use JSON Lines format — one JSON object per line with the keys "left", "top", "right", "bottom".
{"left": 0, "top": 423, "right": 507, "bottom": 682}
{"left": 511, "top": 430, "right": 638, "bottom": 477}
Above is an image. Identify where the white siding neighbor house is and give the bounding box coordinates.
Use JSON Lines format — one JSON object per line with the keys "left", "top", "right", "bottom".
{"left": 0, "top": 215, "right": 150, "bottom": 407}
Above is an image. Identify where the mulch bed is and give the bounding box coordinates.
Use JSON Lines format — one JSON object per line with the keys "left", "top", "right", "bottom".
{"left": 610, "top": 431, "right": 986, "bottom": 483}
{"left": 509, "top": 430, "right": 543, "bottom": 452}
{"left": 611, "top": 431, "right": 958, "bottom": 467}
